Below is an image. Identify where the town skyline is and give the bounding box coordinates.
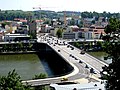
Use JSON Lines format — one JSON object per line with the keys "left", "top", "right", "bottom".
{"left": 0, "top": 0, "right": 120, "bottom": 13}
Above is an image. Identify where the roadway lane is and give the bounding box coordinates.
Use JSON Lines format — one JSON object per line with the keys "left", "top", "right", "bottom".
{"left": 59, "top": 45, "right": 108, "bottom": 73}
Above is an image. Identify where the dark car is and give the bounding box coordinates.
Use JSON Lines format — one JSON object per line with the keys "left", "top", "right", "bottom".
{"left": 80, "top": 50, "right": 85, "bottom": 54}
{"left": 71, "top": 47, "right": 74, "bottom": 50}
{"left": 79, "top": 60, "right": 83, "bottom": 63}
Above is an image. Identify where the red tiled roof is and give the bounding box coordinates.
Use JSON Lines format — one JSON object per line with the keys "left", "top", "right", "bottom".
{"left": 35, "top": 20, "right": 43, "bottom": 22}
{"left": 93, "top": 29, "right": 105, "bottom": 34}
{"left": 14, "top": 18, "right": 27, "bottom": 22}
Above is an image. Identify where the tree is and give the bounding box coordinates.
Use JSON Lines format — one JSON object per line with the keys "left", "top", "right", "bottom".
{"left": 70, "top": 18, "right": 75, "bottom": 25}
{"left": 0, "top": 69, "right": 31, "bottom": 90}
{"left": 101, "top": 18, "right": 120, "bottom": 90}
{"left": 32, "top": 73, "right": 47, "bottom": 90}
{"left": 18, "top": 42, "right": 23, "bottom": 51}
{"left": 56, "top": 28, "right": 63, "bottom": 38}
{"left": 33, "top": 73, "right": 47, "bottom": 80}
{"left": 73, "top": 42, "right": 80, "bottom": 48}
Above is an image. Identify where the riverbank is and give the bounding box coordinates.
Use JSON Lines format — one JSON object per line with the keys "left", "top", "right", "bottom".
{"left": 88, "top": 51, "right": 112, "bottom": 64}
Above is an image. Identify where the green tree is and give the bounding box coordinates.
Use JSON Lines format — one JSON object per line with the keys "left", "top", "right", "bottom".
{"left": 77, "top": 20, "right": 83, "bottom": 28}
{"left": 73, "top": 42, "right": 80, "bottom": 48}
{"left": 105, "top": 18, "right": 120, "bottom": 35}
{"left": 70, "top": 18, "right": 75, "bottom": 25}
{"left": 56, "top": 28, "right": 63, "bottom": 38}
{"left": 0, "top": 69, "right": 31, "bottom": 90}
{"left": 33, "top": 73, "right": 47, "bottom": 80}
{"left": 33, "top": 73, "right": 47, "bottom": 90}
{"left": 18, "top": 42, "right": 23, "bottom": 51}
{"left": 101, "top": 18, "right": 120, "bottom": 90}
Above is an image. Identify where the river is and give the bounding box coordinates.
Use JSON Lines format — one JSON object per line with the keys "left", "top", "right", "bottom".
{"left": 0, "top": 54, "right": 54, "bottom": 80}
{"left": 88, "top": 51, "right": 112, "bottom": 64}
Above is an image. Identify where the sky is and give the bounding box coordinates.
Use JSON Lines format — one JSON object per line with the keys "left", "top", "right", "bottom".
{"left": 0, "top": 0, "right": 120, "bottom": 13}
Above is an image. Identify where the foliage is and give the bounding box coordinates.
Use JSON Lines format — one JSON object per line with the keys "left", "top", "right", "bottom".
{"left": 33, "top": 73, "right": 47, "bottom": 80}
{"left": 0, "top": 69, "right": 31, "bottom": 90}
{"left": 73, "top": 42, "right": 80, "bottom": 48}
{"left": 70, "top": 18, "right": 75, "bottom": 25}
{"left": 56, "top": 28, "right": 63, "bottom": 38}
{"left": 32, "top": 73, "right": 48, "bottom": 90}
{"left": 101, "top": 18, "right": 120, "bottom": 90}
{"left": 81, "top": 11, "right": 120, "bottom": 18}
{"left": 1, "top": 10, "right": 120, "bottom": 22}
{"left": 105, "top": 18, "right": 120, "bottom": 34}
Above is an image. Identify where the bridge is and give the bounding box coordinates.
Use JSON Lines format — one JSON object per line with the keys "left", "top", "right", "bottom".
{"left": 22, "top": 35, "right": 108, "bottom": 86}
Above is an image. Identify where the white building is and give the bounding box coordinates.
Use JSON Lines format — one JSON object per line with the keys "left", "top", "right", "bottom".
{"left": 3, "top": 33, "right": 30, "bottom": 42}
{"left": 50, "top": 82, "right": 105, "bottom": 90}
{"left": 84, "top": 31, "right": 94, "bottom": 39}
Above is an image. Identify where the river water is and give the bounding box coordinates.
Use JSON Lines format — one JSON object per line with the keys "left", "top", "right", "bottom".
{"left": 88, "top": 52, "right": 112, "bottom": 64}
{"left": 0, "top": 54, "right": 54, "bottom": 80}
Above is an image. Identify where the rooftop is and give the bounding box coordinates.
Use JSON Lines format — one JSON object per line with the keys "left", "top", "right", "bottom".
{"left": 50, "top": 82, "right": 105, "bottom": 90}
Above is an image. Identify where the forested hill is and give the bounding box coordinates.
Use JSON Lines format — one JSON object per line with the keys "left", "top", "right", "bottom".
{"left": 0, "top": 10, "right": 120, "bottom": 21}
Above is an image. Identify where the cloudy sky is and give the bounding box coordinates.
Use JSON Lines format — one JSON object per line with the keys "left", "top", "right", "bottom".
{"left": 0, "top": 0, "right": 120, "bottom": 13}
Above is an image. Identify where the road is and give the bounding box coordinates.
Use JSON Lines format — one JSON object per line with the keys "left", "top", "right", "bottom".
{"left": 22, "top": 35, "right": 108, "bottom": 86}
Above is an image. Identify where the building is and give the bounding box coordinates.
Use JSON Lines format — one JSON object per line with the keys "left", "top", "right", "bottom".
{"left": 80, "top": 26, "right": 105, "bottom": 39}
{"left": 62, "top": 32, "right": 76, "bottom": 39}
{"left": 15, "top": 25, "right": 29, "bottom": 34}
{"left": 88, "top": 25, "right": 105, "bottom": 39}
{"left": 0, "top": 32, "right": 3, "bottom": 42}
{"left": 40, "top": 24, "right": 53, "bottom": 33}
{"left": 62, "top": 25, "right": 80, "bottom": 39}
{"left": 3, "top": 33, "right": 30, "bottom": 42}
{"left": 50, "top": 82, "right": 105, "bottom": 90}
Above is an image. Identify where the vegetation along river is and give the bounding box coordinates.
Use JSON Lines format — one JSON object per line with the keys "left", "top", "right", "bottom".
{"left": 88, "top": 51, "right": 112, "bottom": 64}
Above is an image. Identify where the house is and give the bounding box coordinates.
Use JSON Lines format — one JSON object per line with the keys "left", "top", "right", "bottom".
{"left": 50, "top": 28, "right": 60, "bottom": 37}
{"left": 88, "top": 25, "right": 105, "bottom": 39}
{"left": 62, "top": 25, "right": 80, "bottom": 39}
{"left": 40, "top": 24, "right": 53, "bottom": 33}
{"left": 76, "top": 25, "right": 105, "bottom": 39}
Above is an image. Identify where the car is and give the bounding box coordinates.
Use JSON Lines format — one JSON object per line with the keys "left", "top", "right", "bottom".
{"left": 80, "top": 50, "right": 85, "bottom": 54}
{"left": 79, "top": 60, "right": 83, "bottom": 63}
{"left": 71, "top": 47, "right": 74, "bottom": 50}
{"left": 61, "top": 77, "right": 68, "bottom": 81}
{"left": 71, "top": 55, "right": 74, "bottom": 58}
{"left": 69, "top": 54, "right": 72, "bottom": 57}
{"left": 67, "top": 45, "right": 70, "bottom": 48}
{"left": 85, "top": 65, "right": 89, "bottom": 68}
{"left": 74, "top": 57, "right": 78, "bottom": 60}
